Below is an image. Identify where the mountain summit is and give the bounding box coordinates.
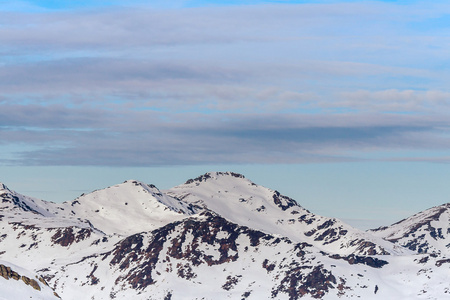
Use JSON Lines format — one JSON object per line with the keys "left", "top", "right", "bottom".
{"left": 167, "top": 172, "right": 402, "bottom": 256}
{"left": 370, "top": 202, "right": 450, "bottom": 254}
{"left": 62, "top": 180, "right": 195, "bottom": 235}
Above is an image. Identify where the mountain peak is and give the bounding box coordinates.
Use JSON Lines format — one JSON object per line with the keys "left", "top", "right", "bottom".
{"left": 65, "top": 179, "right": 194, "bottom": 235}
{"left": 370, "top": 202, "right": 450, "bottom": 254}
{"left": 120, "top": 179, "right": 147, "bottom": 188}
{"left": 184, "top": 172, "right": 246, "bottom": 185}
{"left": 0, "top": 182, "right": 11, "bottom": 193}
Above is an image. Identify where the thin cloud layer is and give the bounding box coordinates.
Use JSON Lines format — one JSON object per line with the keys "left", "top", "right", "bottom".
{"left": 1, "top": 1, "right": 450, "bottom": 166}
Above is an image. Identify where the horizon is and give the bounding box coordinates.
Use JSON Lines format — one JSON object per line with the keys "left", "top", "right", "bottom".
{"left": 2, "top": 163, "right": 449, "bottom": 230}
{"left": 1, "top": 0, "right": 450, "bottom": 231}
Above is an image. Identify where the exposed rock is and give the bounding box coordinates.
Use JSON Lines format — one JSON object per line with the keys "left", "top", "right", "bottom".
{"left": 329, "top": 254, "right": 389, "bottom": 268}
{"left": 51, "top": 228, "right": 75, "bottom": 246}
{"left": 262, "top": 259, "right": 276, "bottom": 272}
{"left": 272, "top": 190, "right": 298, "bottom": 211}
{"left": 0, "top": 264, "right": 43, "bottom": 291}
{"left": 272, "top": 264, "right": 336, "bottom": 299}
{"left": 185, "top": 172, "right": 245, "bottom": 185}
{"left": 222, "top": 275, "right": 242, "bottom": 291}
{"left": 51, "top": 227, "right": 92, "bottom": 247}
{"left": 436, "top": 258, "right": 450, "bottom": 267}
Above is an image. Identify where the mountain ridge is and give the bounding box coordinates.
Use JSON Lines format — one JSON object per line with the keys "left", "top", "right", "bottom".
{"left": 167, "top": 172, "right": 407, "bottom": 256}
{"left": 1, "top": 172, "right": 450, "bottom": 299}
{"left": 370, "top": 202, "right": 450, "bottom": 254}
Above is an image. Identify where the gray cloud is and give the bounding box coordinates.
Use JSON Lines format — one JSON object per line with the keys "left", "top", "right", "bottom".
{"left": 2, "top": 2, "right": 450, "bottom": 167}
{"left": 1, "top": 100, "right": 449, "bottom": 166}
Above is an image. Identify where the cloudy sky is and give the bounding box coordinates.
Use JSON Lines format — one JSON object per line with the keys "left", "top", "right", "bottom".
{"left": 1, "top": 0, "right": 450, "bottom": 229}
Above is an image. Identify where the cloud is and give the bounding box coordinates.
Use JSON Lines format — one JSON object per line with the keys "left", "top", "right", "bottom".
{"left": 0, "top": 2, "right": 448, "bottom": 55}
{"left": 1, "top": 1, "right": 450, "bottom": 167}
{"left": 1, "top": 99, "right": 449, "bottom": 166}
{"left": 336, "top": 89, "right": 450, "bottom": 113}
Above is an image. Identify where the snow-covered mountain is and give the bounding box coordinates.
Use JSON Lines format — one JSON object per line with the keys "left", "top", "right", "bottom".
{"left": 370, "top": 202, "right": 450, "bottom": 255}
{"left": 0, "top": 173, "right": 450, "bottom": 299}
{"left": 166, "top": 172, "right": 406, "bottom": 256}
{"left": 57, "top": 180, "right": 196, "bottom": 235}
{"left": 38, "top": 212, "right": 450, "bottom": 300}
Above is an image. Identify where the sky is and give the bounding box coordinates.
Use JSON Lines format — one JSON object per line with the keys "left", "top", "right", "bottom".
{"left": 1, "top": 0, "right": 450, "bottom": 229}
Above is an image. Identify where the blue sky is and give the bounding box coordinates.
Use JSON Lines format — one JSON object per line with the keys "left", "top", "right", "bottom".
{"left": 1, "top": 0, "right": 450, "bottom": 229}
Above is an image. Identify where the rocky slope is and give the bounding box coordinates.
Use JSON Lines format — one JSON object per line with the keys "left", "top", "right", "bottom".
{"left": 37, "top": 212, "right": 450, "bottom": 300}
{"left": 370, "top": 203, "right": 450, "bottom": 255}
{"left": 38, "top": 212, "right": 393, "bottom": 300}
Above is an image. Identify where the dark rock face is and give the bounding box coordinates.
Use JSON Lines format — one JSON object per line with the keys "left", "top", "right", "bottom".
{"left": 262, "top": 259, "right": 276, "bottom": 272}
{"left": 329, "top": 254, "right": 389, "bottom": 268}
{"left": 185, "top": 172, "right": 245, "bottom": 185}
{"left": 436, "top": 258, "right": 450, "bottom": 267}
{"left": 87, "top": 265, "right": 100, "bottom": 285}
{"left": 0, "top": 190, "right": 41, "bottom": 215}
{"left": 403, "top": 239, "right": 431, "bottom": 254}
{"left": 166, "top": 217, "right": 241, "bottom": 266}
{"left": 352, "top": 240, "right": 389, "bottom": 256}
{"left": 272, "top": 265, "right": 336, "bottom": 299}
{"left": 185, "top": 173, "right": 213, "bottom": 184}
{"left": 222, "top": 275, "right": 242, "bottom": 290}
{"left": 272, "top": 191, "right": 298, "bottom": 211}
{"left": 51, "top": 227, "right": 92, "bottom": 247}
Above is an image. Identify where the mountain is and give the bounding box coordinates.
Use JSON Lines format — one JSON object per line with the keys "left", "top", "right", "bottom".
{"left": 1, "top": 173, "right": 450, "bottom": 299}
{"left": 1, "top": 182, "right": 60, "bottom": 218}
{"left": 370, "top": 203, "right": 450, "bottom": 255}
{"left": 0, "top": 181, "right": 113, "bottom": 272}
{"left": 36, "top": 212, "right": 391, "bottom": 300}
{"left": 0, "top": 181, "right": 90, "bottom": 229}
{"left": 57, "top": 180, "right": 196, "bottom": 235}
{"left": 166, "top": 172, "right": 406, "bottom": 256}
{"left": 37, "top": 212, "right": 450, "bottom": 300}
{"left": 0, "top": 180, "right": 196, "bottom": 273}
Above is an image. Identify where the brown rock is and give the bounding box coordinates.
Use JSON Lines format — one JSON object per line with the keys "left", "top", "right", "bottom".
{"left": 0, "top": 264, "right": 9, "bottom": 280}
{"left": 21, "top": 275, "right": 31, "bottom": 285}
{"left": 29, "top": 279, "right": 41, "bottom": 291}
{"left": 10, "top": 271, "right": 20, "bottom": 280}
{"left": 38, "top": 276, "right": 49, "bottom": 286}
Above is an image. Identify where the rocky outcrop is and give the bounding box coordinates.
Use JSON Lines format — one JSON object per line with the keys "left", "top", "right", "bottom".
{"left": 51, "top": 227, "right": 93, "bottom": 247}
{"left": 329, "top": 254, "right": 389, "bottom": 268}
{"left": 0, "top": 263, "right": 43, "bottom": 291}
{"left": 0, "top": 264, "right": 21, "bottom": 281}
{"left": 184, "top": 172, "right": 246, "bottom": 185}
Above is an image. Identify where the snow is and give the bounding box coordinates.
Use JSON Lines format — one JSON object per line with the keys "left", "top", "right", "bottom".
{"left": 166, "top": 172, "right": 405, "bottom": 256}
{"left": 370, "top": 203, "right": 450, "bottom": 254}
{"left": 59, "top": 180, "right": 194, "bottom": 235}
{"left": 0, "top": 260, "right": 59, "bottom": 300}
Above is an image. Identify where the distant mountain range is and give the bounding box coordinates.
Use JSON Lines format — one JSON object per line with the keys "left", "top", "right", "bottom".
{"left": 0, "top": 172, "right": 449, "bottom": 299}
